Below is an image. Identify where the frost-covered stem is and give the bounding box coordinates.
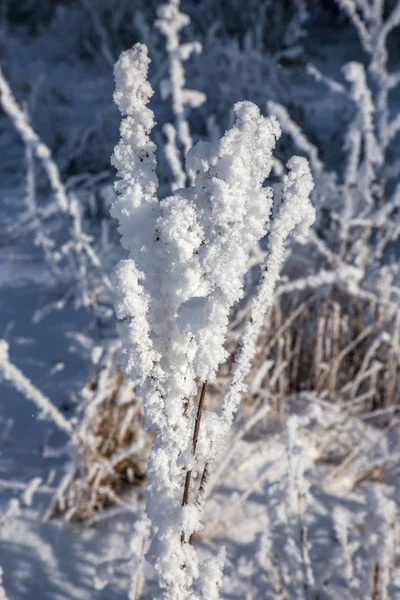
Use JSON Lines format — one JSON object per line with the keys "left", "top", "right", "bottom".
{"left": 336, "top": 0, "right": 400, "bottom": 154}
{"left": 0, "top": 340, "right": 73, "bottom": 435}
{"left": 157, "top": 0, "right": 190, "bottom": 152}
{"left": 0, "top": 500, "right": 18, "bottom": 599}
{"left": 343, "top": 62, "right": 381, "bottom": 206}
{"left": 181, "top": 380, "right": 207, "bottom": 543}
{"left": 335, "top": 0, "right": 372, "bottom": 53}
{"left": 340, "top": 61, "right": 381, "bottom": 259}
{"left": 196, "top": 158, "right": 314, "bottom": 542}
{"left": 276, "top": 266, "right": 363, "bottom": 296}
{"left": 163, "top": 122, "right": 186, "bottom": 190}
{"left": 24, "top": 133, "right": 36, "bottom": 214}
{"left": 0, "top": 67, "right": 112, "bottom": 298}
{"left": 156, "top": 0, "right": 205, "bottom": 189}
{"left": 333, "top": 507, "right": 355, "bottom": 584}
{"left": 257, "top": 526, "right": 285, "bottom": 599}
{"left": 67, "top": 193, "right": 113, "bottom": 295}
{"left": 268, "top": 102, "right": 324, "bottom": 177}
{"left": 128, "top": 517, "right": 150, "bottom": 600}
{"left": 182, "top": 381, "right": 207, "bottom": 507}
{"left": 0, "top": 66, "right": 68, "bottom": 212}
{"left": 188, "top": 462, "right": 208, "bottom": 546}
{"left": 369, "top": 1, "right": 400, "bottom": 151}
{"left": 0, "top": 499, "right": 20, "bottom": 534}
{"left": 24, "top": 142, "right": 63, "bottom": 279}
{"left": 307, "top": 63, "right": 347, "bottom": 96}
{"left": 192, "top": 381, "right": 207, "bottom": 455}
{"left": 286, "top": 417, "right": 314, "bottom": 594}
{"left": 220, "top": 157, "right": 315, "bottom": 427}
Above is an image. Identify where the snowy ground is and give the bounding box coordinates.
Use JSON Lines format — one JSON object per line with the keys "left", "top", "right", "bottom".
{"left": 0, "top": 196, "right": 124, "bottom": 599}
{"left": 1, "top": 219, "right": 400, "bottom": 599}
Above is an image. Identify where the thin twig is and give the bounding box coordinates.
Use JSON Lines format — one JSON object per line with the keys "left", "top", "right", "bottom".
{"left": 182, "top": 471, "right": 192, "bottom": 508}
{"left": 181, "top": 381, "right": 207, "bottom": 541}
{"left": 189, "top": 463, "right": 208, "bottom": 545}
{"left": 193, "top": 381, "right": 207, "bottom": 454}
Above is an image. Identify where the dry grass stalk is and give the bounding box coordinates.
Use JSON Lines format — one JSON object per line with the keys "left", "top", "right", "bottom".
{"left": 245, "top": 285, "right": 399, "bottom": 412}
{"left": 54, "top": 344, "right": 150, "bottom": 520}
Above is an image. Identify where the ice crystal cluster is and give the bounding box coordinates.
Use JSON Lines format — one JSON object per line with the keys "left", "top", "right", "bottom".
{"left": 111, "top": 42, "right": 315, "bottom": 599}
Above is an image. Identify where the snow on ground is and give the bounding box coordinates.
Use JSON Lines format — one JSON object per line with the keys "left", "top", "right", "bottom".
{"left": 1, "top": 245, "right": 399, "bottom": 600}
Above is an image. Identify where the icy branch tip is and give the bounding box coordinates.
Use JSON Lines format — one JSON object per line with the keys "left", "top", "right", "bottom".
{"left": 113, "top": 43, "right": 153, "bottom": 116}
{"left": 282, "top": 156, "right": 316, "bottom": 238}
{"left": 233, "top": 101, "right": 281, "bottom": 137}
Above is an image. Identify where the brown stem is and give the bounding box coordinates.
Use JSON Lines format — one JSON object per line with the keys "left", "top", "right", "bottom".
{"left": 192, "top": 381, "right": 207, "bottom": 454}
{"left": 182, "top": 470, "right": 192, "bottom": 507}
{"left": 180, "top": 381, "right": 208, "bottom": 542}
{"left": 371, "top": 563, "right": 379, "bottom": 600}
{"left": 198, "top": 461, "right": 209, "bottom": 496}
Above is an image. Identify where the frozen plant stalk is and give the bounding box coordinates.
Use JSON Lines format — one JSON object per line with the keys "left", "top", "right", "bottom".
{"left": 156, "top": 0, "right": 205, "bottom": 190}
{"left": 0, "top": 340, "right": 73, "bottom": 435}
{"left": 111, "top": 43, "right": 314, "bottom": 599}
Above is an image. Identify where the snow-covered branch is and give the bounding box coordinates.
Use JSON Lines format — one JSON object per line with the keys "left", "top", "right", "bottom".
{"left": 0, "top": 66, "right": 68, "bottom": 212}
{"left": 0, "top": 340, "right": 73, "bottom": 435}
{"left": 219, "top": 157, "right": 315, "bottom": 428}
{"left": 0, "top": 66, "right": 112, "bottom": 309}
{"left": 156, "top": 0, "right": 205, "bottom": 189}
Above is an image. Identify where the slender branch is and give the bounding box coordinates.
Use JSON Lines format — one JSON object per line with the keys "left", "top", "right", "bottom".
{"left": 0, "top": 340, "right": 73, "bottom": 435}
{"left": 0, "top": 66, "right": 69, "bottom": 212}
{"left": 181, "top": 470, "right": 192, "bottom": 507}
{"left": 192, "top": 381, "right": 207, "bottom": 454}
{"left": 188, "top": 463, "right": 208, "bottom": 545}
{"left": 181, "top": 381, "right": 207, "bottom": 541}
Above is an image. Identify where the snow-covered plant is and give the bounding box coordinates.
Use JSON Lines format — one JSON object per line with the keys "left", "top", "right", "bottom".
{"left": 333, "top": 506, "right": 356, "bottom": 588}
{"left": 262, "top": 0, "right": 400, "bottom": 405}
{"left": 312, "top": 0, "right": 399, "bottom": 267}
{"left": 4, "top": 4, "right": 400, "bottom": 598}
{"left": 195, "top": 396, "right": 400, "bottom": 598}
{"left": 284, "top": 416, "right": 314, "bottom": 595}
{"left": 111, "top": 42, "right": 314, "bottom": 598}
{"left": 336, "top": 0, "right": 400, "bottom": 152}
{"left": 259, "top": 415, "right": 314, "bottom": 599}
{"left": 330, "top": 487, "right": 398, "bottom": 598}
{"left": 0, "top": 65, "right": 113, "bottom": 315}
{"left": 0, "top": 63, "right": 150, "bottom": 519}
{"left": 156, "top": 0, "right": 205, "bottom": 190}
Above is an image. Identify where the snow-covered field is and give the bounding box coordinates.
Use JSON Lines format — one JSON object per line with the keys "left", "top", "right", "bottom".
{"left": 0, "top": 1, "right": 400, "bottom": 598}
